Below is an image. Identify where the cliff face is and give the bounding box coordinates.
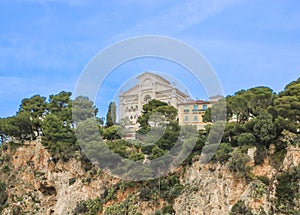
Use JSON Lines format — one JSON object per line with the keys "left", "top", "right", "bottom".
{"left": 0, "top": 140, "right": 115, "bottom": 214}
{"left": 174, "top": 145, "right": 300, "bottom": 215}
{"left": 174, "top": 163, "right": 247, "bottom": 215}
{"left": 0, "top": 141, "right": 299, "bottom": 215}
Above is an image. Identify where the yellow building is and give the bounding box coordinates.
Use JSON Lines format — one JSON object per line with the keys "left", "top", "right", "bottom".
{"left": 178, "top": 100, "right": 212, "bottom": 130}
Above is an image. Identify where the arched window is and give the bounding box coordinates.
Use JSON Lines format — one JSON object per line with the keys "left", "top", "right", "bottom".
{"left": 144, "top": 95, "right": 151, "bottom": 103}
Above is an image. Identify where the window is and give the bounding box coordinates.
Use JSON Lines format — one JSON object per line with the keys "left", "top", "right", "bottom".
{"left": 194, "top": 115, "right": 198, "bottom": 122}
{"left": 203, "top": 104, "right": 208, "bottom": 110}
{"left": 184, "top": 109, "right": 189, "bottom": 113}
{"left": 184, "top": 115, "right": 189, "bottom": 122}
{"left": 144, "top": 95, "right": 151, "bottom": 103}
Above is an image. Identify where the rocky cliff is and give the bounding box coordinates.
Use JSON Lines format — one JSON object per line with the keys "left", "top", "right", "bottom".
{"left": 0, "top": 140, "right": 299, "bottom": 214}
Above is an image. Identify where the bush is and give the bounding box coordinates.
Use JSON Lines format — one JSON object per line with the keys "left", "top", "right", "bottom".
{"left": 227, "top": 150, "right": 251, "bottom": 177}
{"left": 230, "top": 200, "right": 253, "bottom": 215}
{"left": 0, "top": 181, "right": 8, "bottom": 213}
{"left": 161, "top": 205, "right": 176, "bottom": 215}
{"left": 215, "top": 143, "right": 233, "bottom": 164}
{"left": 237, "top": 133, "right": 256, "bottom": 146}
{"left": 257, "top": 175, "right": 270, "bottom": 186}
{"left": 2, "top": 164, "right": 10, "bottom": 173}
{"left": 276, "top": 165, "right": 300, "bottom": 213}
{"left": 254, "top": 146, "right": 267, "bottom": 165}
{"left": 73, "top": 198, "right": 103, "bottom": 215}
{"left": 69, "top": 178, "right": 76, "bottom": 186}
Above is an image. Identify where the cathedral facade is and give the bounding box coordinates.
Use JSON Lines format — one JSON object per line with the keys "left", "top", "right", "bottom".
{"left": 118, "top": 72, "right": 189, "bottom": 124}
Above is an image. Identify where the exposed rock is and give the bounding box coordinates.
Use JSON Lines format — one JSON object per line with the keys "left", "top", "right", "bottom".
{"left": 174, "top": 162, "right": 247, "bottom": 215}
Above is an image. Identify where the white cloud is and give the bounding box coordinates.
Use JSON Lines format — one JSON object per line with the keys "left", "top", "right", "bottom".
{"left": 115, "top": 0, "right": 241, "bottom": 38}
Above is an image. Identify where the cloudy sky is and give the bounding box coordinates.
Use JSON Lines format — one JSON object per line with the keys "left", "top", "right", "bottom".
{"left": 0, "top": 0, "right": 299, "bottom": 117}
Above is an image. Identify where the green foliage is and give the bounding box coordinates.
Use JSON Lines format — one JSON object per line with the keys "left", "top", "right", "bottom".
{"left": 106, "top": 102, "right": 116, "bottom": 127}
{"left": 0, "top": 112, "right": 34, "bottom": 142}
{"left": 2, "top": 164, "right": 10, "bottom": 173}
{"left": 107, "top": 139, "right": 131, "bottom": 158}
{"left": 137, "top": 99, "right": 177, "bottom": 132}
{"left": 256, "top": 175, "right": 270, "bottom": 186}
{"left": 237, "top": 133, "right": 256, "bottom": 146}
{"left": 215, "top": 143, "right": 234, "bottom": 163}
{"left": 0, "top": 181, "right": 8, "bottom": 212}
{"left": 276, "top": 165, "right": 300, "bottom": 213}
{"left": 128, "top": 152, "right": 144, "bottom": 161}
{"left": 42, "top": 113, "right": 78, "bottom": 160}
{"left": 106, "top": 187, "right": 116, "bottom": 202}
{"left": 69, "top": 178, "right": 76, "bottom": 186}
{"left": 227, "top": 150, "right": 251, "bottom": 177}
{"left": 73, "top": 198, "right": 103, "bottom": 215}
{"left": 252, "top": 111, "right": 277, "bottom": 148}
{"left": 104, "top": 194, "right": 138, "bottom": 215}
{"left": 19, "top": 94, "right": 47, "bottom": 136}
{"left": 227, "top": 87, "right": 275, "bottom": 123}
{"left": 103, "top": 125, "right": 123, "bottom": 141}
{"left": 72, "top": 96, "right": 98, "bottom": 123}
{"left": 149, "top": 145, "right": 166, "bottom": 160}
{"left": 274, "top": 78, "right": 300, "bottom": 123}
{"left": 250, "top": 180, "right": 266, "bottom": 200}
{"left": 48, "top": 91, "right": 72, "bottom": 122}
{"left": 230, "top": 200, "right": 253, "bottom": 215}
{"left": 227, "top": 91, "right": 250, "bottom": 123}
{"left": 254, "top": 146, "right": 267, "bottom": 165}
{"left": 204, "top": 98, "right": 227, "bottom": 122}
{"left": 202, "top": 107, "right": 212, "bottom": 122}
{"left": 161, "top": 205, "right": 176, "bottom": 215}
{"left": 222, "top": 122, "right": 244, "bottom": 146}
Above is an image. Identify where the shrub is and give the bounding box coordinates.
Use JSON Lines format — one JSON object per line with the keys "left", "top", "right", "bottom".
{"left": 73, "top": 198, "right": 103, "bottom": 215}
{"left": 254, "top": 146, "right": 267, "bottom": 165}
{"left": 227, "top": 150, "right": 251, "bottom": 177}
{"left": 69, "top": 178, "right": 76, "bottom": 186}
{"left": 0, "top": 181, "right": 8, "bottom": 213}
{"left": 237, "top": 133, "right": 256, "bottom": 146}
{"left": 161, "top": 205, "right": 176, "bottom": 215}
{"left": 257, "top": 175, "right": 270, "bottom": 186}
{"left": 276, "top": 165, "right": 300, "bottom": 213}
{"left": 230, "top": 200, "right": 253, "bottom": 215}
{"left": 2, "top": 164, "right": 10, "bottom": 173}
{"left": 215, "top": 143, "right": 233, "bottom": 164}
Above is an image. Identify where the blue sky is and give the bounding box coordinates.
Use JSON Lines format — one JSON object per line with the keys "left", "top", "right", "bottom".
{"left": 0, "top": 0, "right": 300, "bottom": 118}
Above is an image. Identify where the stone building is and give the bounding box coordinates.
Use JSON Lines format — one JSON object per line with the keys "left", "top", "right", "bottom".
{"left": 119, "top": 72, "right": 190, "bottom": 125}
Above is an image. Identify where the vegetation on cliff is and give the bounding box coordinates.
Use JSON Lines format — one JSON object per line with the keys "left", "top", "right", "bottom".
{"left": 0, "top": 78, "right": 299, "bottom": 214}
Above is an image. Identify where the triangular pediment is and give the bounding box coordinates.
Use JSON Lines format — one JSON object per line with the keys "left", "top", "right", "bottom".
{"left": 120, "top": 85, "right": 139, "bottom": 96}
{"left": 137, "top": 72, "right": 170, "bottom": 85}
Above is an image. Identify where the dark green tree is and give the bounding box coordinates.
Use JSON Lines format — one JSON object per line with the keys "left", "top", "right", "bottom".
{"left": 18, "top": 95, "right": 47, "bottom": 136}
{"left": 237, "top": 132, "right": 257, "bottom": 146}
{"left": 48, "top": 91, "right": 72, "bottom": 123}
{"left": 246, "top": 87, "right": 275, "bottom": 117}
{"left": 230, "top": 200, "right": 253, "bottom": 215}
{"left": 137, "top": 99, "right": 177, "bottom": 134}
{"left": 227, "top": 150, "right": 251, "bottom": 177}
{"left": 253, "top": 111, "right": 277, "bottom": 148}
{"left": 42, "top": 113, "right": 77, "bottom": 160}
{"left": 215, "top": 143, "right": 233, "bottom": 164}
{"left": 0, "top": 112, "right": 33, "bottom": 141}
{"left": 106, "top": 102, "right": 116, "bottom": 127}
{"left": 274, "top": 78, "right": 300, "bottom": 123}
{"left": 72, "top": 96, "right": 98, "bottom": 124}
{"left": 227, "top": 91, "right": 250, "bottom": 123}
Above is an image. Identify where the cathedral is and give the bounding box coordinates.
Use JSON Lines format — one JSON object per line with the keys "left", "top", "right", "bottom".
{"left": 118, "top": 72, "right": 190, "bottom": 125}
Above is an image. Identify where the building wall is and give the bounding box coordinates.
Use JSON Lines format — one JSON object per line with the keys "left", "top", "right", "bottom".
{"left": 178, "top": 101, "right": 212, "bottom": 130}
{"left": 119, "top": 72, "right": 189, "bottom": 126}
